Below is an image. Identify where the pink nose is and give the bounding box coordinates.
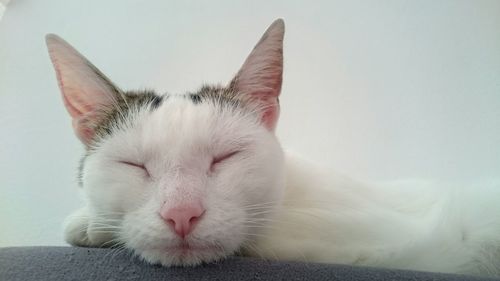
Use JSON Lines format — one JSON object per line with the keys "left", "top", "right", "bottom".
{"left": 160, "top": 201, "right": 205, "bottom": 238}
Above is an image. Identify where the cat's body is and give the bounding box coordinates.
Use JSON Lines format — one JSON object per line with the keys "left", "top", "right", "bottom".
{"left": 46, "top": 19, "right": 500, "bottom": 277}
{"left": 254, "top": 156, "right": 500, "bottom": 276}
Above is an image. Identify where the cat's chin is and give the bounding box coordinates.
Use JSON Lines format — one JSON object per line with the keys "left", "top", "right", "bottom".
{"left": 135, "top": 244, "right": 230, "bottom": 267}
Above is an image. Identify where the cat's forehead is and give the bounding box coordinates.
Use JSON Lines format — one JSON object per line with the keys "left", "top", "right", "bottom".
{"left": 91, "top": 85, "right": 259, "bottom": 153}
{"left": 144, "top": 89, "right": 255, "bottom": 145}
{"left": 91, "top": 85, "right": 242, "bottom": 144}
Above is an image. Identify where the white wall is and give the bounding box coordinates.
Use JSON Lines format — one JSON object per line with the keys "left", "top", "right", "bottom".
{"left": 1, "top": 0, "right": 499, "bottom": 246}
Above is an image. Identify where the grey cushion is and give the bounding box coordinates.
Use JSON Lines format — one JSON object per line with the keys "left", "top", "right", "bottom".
{"left": 0, "top": 247, "right": 498, "bottom": 281}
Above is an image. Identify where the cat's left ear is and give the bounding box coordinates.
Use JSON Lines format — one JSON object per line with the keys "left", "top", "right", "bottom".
{"left": 229, "top": 19, "right": 284, "bottom": 131}
{"left": 46, "top": 34, "right": 122, "bottom": 145}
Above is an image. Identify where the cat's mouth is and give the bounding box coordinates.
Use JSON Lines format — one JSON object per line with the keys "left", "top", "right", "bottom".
{"left": 135, "top": 241, "right": 229, "bottom": 267}
{"left": 164, "top": 242, "right": 219, "bottom": 253}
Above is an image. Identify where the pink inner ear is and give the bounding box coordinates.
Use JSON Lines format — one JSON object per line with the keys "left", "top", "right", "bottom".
{"left": 62, "top": 92, "right": 93, "bottom": 118}
{"left": 229, "top": 19, "right": 284, "bottom": 132}
{"left": 72, "top": 115, "right": 96, "bottom": 145}
{"left": 260, "top": 99, "right": 280, "bottom": 131}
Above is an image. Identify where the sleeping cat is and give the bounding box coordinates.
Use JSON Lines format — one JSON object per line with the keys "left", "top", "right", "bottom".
{"left": 46, "top": 19, "right": 500, "bottom": 276}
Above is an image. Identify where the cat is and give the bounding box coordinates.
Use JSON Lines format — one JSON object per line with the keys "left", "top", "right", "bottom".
{"left": 46, "top": 19, "right": 500, "bottom": 277}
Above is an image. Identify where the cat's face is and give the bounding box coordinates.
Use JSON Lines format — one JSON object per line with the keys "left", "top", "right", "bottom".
{"left": 46, "top": 19, "right": 285, "bottom": 266}
{"left": 85, "top": 89, "right": 285, "bottom": 266}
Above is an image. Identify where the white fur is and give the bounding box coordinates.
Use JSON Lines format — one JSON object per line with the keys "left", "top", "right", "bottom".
{"left": 65, "top": 97, "right": 500, "bottom": 276}
{"left": 67, "top": 96, "right": 286, "bottom": 266}
{"left": 250, "top": 156, "right": 500, "bottom": 276}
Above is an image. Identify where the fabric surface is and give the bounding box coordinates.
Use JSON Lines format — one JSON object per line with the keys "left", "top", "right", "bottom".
{"left": 0, "top": 247, "right": 498, "bottom": 281}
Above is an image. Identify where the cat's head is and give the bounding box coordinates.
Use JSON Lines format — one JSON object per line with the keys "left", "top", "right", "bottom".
{"left": 46, "top": 19, "right": 286, "bottom": 266}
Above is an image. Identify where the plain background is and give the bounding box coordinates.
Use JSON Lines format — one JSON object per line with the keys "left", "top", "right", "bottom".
{"left": 1, "top": 0, "right": 499, "bottom": 247}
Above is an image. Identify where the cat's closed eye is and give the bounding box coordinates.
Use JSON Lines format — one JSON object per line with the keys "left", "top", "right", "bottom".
{"left": 210, "top": 151, "right": 240, "bottom": 171}
{"left": 119, "top": 161, "right": 150, "bottom": 177}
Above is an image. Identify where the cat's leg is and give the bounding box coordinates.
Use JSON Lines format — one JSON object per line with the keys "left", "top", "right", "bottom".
{"left": 63, "top": 207, "right": 115, "bottom": 247}
{"left": 63, "top": 207, "right": 92, "bottom": 246}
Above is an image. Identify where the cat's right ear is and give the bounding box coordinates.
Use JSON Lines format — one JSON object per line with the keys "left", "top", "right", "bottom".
{"left": 228, "top": 19, "right": 284, "bottom": 131}
{"left": 45, "top": 34, "right": 121, "bottom": 145}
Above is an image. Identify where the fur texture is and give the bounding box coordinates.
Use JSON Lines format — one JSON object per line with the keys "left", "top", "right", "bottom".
{"left": 47, "top": 19, "right": 500, "bottom": 276}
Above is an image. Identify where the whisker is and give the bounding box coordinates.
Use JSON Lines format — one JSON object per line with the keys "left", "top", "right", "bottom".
{"left": 101, "top": 237, "right": 124, "bottom": 248}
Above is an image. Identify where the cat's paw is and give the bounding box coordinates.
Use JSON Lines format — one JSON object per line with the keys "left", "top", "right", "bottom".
{"left": 63, "top": 208, "right": 92, "bottom": 246}
{"left": 64, "top": 207, "right": 118, "bottom": 247}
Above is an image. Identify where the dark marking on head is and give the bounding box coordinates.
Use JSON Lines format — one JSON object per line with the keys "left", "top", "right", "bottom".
{"left": 89, "top": 90, "right": 164, "bottom": 147}
{"left": 122, "top": 90, "right": 165, "bottom": 110}
{"left": 187, "top": 84, "right": 244, "bottom": 109}
{"left": 189, "top": 93, "right": 202, "bottom": 104}
{"left": 150, "top": 94, "right": 164, "bottom": 109}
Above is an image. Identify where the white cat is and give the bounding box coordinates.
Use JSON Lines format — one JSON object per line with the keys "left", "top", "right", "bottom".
{"left": 46, "top": 19, "right": 500, "bottom": 276}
